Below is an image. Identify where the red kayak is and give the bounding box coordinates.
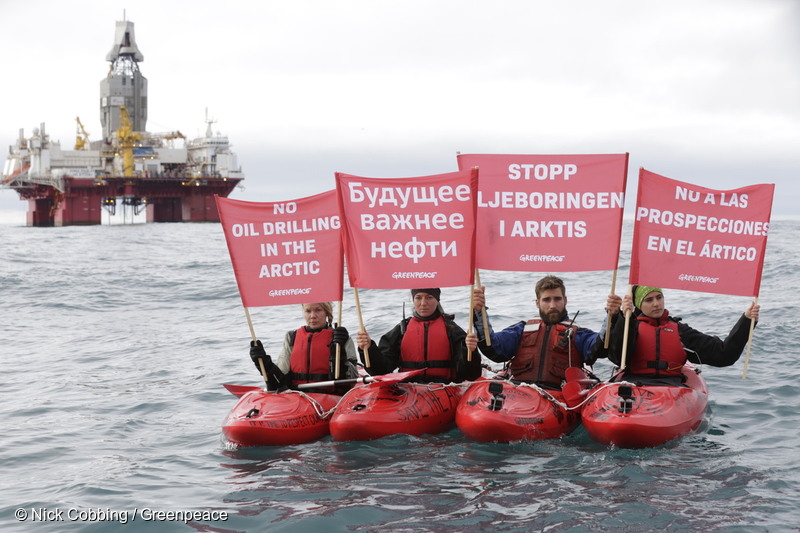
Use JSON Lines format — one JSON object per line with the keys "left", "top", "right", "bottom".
{"left": 222, "top": 370, "right": 426, "bottom": 446}
{"left": 580, "top": 365, "right": 709, "bottom": 448}
{"left": 456, "top": 379, "right": 580, "bottom": 443}
{"left": 329, "top": 381, "right": 464, "bottom": 441}
{"left": 222, "top": 389, "right": 340, "bottom": 447}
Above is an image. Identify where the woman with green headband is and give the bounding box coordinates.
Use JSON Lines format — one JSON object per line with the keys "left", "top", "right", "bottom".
{"left": 607, "top": 285, "right": 760, "bottom": 384}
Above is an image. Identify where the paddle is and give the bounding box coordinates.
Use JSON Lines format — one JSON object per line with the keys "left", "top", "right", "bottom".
{"left": 564, "top": 366, "right": 597, "bottom": 386}
{"left": 562, "top": 367, "right": 599, "bottom": 409}
{"left": 223, "top": 369, "right": 426, "bottom": 397}
{"left": 223, "top": 383, "right": 263, "bottom": 398}
{"left": 561, "top": 381, "right": 589, "bottom": 409}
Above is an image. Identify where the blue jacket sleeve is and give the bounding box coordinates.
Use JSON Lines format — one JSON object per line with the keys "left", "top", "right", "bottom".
{"left": 472, "top": 311, "right": 524, "bottom": 362}
{"left": 574, "top": 327, "right": 600, "bottom": 363}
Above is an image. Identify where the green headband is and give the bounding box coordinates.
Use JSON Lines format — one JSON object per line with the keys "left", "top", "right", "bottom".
{"left": 634, "top": 286, "right": 662, "bottom": 308}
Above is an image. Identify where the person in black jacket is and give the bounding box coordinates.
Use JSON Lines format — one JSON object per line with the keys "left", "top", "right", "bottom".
{"left": 356, "top": 288, "right": 481, "bottom": 383}
{"left": 608, "top": 285, "right": 760, "bottom": 384}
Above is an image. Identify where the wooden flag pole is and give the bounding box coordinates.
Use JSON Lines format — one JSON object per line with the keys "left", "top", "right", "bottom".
{"left": 475, "top": 269, "right": 491, "bottom": 346}
{"left": 244, "top": 306, "right": 257, "bottom": 341}
{"left": 741, "top": 297, "right": 758, "bottom": 380}
{"left": 619, "top": 285, "right": 633, "bottom": 371}
{"left": 604, "top": 269, "right": 618, "bottom": 349}
{"left": 353, "top": 287, "right": 370, "bottom": 368}
{"left": 467, "top": 278, "right": 475, "bottom": 362}
{"left": 335, "top": 300, "right": 343, "bottom": 379}
{"left": 244, "top": 306, "right": 269, "bottom": 385}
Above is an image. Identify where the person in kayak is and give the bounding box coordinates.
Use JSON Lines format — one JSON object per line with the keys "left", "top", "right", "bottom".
{"left": 356, "top": 288, "right": 482, "bottom": 383}
{"left": 470, "top": 275, "right": 622, "bottom": 389}
{"left": 248, "top": 302, "right": 358, "bottom": 393}
{"left": 607, "top": 285, "right": 760, "bottom": 384}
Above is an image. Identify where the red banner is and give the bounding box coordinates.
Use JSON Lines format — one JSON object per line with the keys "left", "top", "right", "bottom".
{"left": 335, "top": 169, "right": 479, "bottom": 289}
{"left": 216, "top": 192, "right": 343, "bottom": 307}
{"left": 630, "top": 169, "right": 774, "bottom": 297}
{"left": 457, "top": 153, "right": 628, "bottom": 272}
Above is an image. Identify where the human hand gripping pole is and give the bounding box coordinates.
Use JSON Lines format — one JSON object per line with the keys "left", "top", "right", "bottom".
{"left": 619, "top": 286, "right": 634, "bottom": 371}
{"left": 353, "top": 287, "right": 370, "bottom": 367}
{"left": 742, "top": 298, "right": 760, "bottom": 380}
{"left": 470, "top": 284, "right": 492, "bottom": 361}
{"left": 249, "top": 339, "right": 271, "bottom": 385}
{"left": 330, "top": 325, "right": 349, "bottom": 380}
{"left": 604, "top": 269, "right": 618, "bottom": 349}
{"left": 334, "top": 301, "right": 344, "bottom": 379}
{"left": 467, "top": 278, "right": 475, "bottom": 362}
{"left": 474, "top": 271, "right": 491, "bottom": 346}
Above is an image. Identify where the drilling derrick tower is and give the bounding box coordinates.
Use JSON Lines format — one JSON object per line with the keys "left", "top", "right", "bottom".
{"left": 0, "top": 18, "right": 244, "bottom": 226}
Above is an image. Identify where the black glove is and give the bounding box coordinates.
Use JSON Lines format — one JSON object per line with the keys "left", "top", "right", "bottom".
{"left": 328, "top": 327, "right": 350, "bottom": 377}
{"left": 331, "top": 326, "right": 350, "bottom": 347}
{"left": 249, "top": 340, "right": 272, "bottom": 370}
{"left": 249, "top": 340, "right": 286, "bottom": 390}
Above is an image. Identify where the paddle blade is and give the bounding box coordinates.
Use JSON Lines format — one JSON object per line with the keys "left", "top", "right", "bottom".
{"left": 562, "top": 381, "right": 588, "bottom": 409}
{"left": 565, "top": 366, "right": 600, "bottom": 387}
{"left": 564, "top": 366, "right": 587, "bottom": 383}
{"left": 223, "top": 383, "right": 264, "bottom": 398}
{"left": 371, "top": 369, "right": 426, "bottom": 384}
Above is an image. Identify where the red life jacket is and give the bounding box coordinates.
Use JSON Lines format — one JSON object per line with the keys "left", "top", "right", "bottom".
{"left": 628, "top": 311, "right": 686, "bottom": 376}
{"left": 399, "top": 315, "right": 454, "bottom": 380}
{"left": 509, "top": 318, "right": 581, "bottom": 388}
{"left": 289, "top": 327, "right": 333, "bottom": 386}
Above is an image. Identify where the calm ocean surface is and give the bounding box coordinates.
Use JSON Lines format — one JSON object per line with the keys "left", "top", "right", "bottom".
{"left": 1, "top": 219, "right": 798, "bottom": 532}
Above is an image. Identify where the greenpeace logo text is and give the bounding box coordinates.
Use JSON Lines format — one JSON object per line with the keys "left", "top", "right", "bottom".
{"left": 519, "top": 254, "right": 566, "bottom": 263}
{"left": 269, "top": 288, "right": 312, "bottom": 297}
{"left": 392, "top": 272, "right": 437, "bottom": 279}
{"left": 678, "top": 274, "right": 719, "bottom": 284}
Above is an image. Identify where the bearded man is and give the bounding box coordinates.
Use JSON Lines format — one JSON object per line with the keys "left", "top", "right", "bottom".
{"left": 470, "top": 275, "right": 621, "bottom": 389}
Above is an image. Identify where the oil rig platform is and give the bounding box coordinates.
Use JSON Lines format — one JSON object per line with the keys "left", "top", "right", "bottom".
{"left": 1, "top": 18, "right": 244, "bottom": 226}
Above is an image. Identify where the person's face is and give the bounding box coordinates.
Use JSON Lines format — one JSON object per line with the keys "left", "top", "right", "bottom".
{"left": 303, "top": 303, "right": 328, "bottom": 329}
{"left": 639, "top": 291, "right": 664, "bottom": 318}
{"left": 413, "top": 292, "right": 438, "bottom": 318}
{"left": 536, "top": 288, "right": 567, "bottom": 324}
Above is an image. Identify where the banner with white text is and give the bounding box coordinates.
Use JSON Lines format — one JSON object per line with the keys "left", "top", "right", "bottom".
{"left": 335, "top": 169, "right": 479, "bottom": 289}
{"left": 216, "top": 192, "right": 343, "bottom": 307}
{"left": 629, "top": 169, "right": 774, "bottom": 297}
{"left": 457, "top": 153, "right": 628, "bottom": 272}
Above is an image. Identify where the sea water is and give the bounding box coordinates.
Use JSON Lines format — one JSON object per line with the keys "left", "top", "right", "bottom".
{"left": 1, "top": 219, "right": 798, "bottom": 532}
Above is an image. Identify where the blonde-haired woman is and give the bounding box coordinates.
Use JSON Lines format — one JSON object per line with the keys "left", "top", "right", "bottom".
{"left": 250, "top": 302, "right": 358, "bottom": 393}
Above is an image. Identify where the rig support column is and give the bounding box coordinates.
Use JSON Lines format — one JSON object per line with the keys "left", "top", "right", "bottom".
{"left": 53, "top": 190, "right": 104, "bottom": 226}
{"left": 146, "top": 198, "right": 182, "bottom": 223}
{"left": 182, "top": 191, "right": 221, "bottom": 222}
{"left": 27, "top": 199, "right": 55, "bottom": 227}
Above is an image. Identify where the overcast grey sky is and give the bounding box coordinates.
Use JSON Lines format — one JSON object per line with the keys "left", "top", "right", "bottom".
{"left": 1, "top": 0, "right": 798, "bottom": 223}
